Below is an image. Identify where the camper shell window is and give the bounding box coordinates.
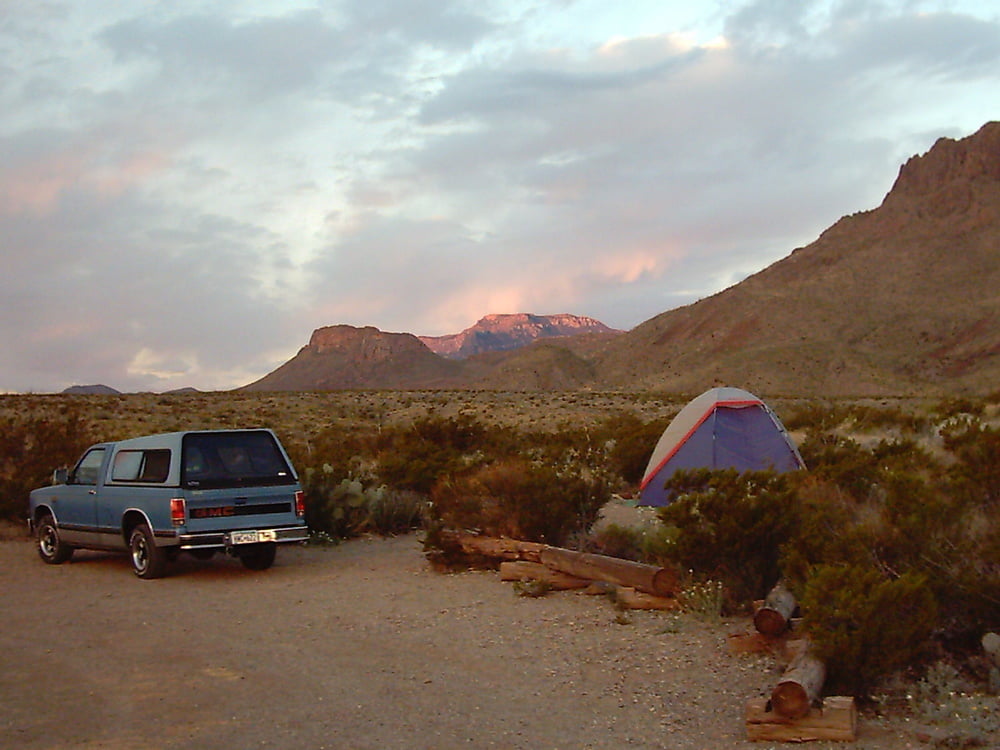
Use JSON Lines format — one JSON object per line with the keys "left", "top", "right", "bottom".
{"left": 181, "top": 431, "right": 294, "bottom": 489}
{"left": 112, "top": 449, "right": 171, "bottom": 483}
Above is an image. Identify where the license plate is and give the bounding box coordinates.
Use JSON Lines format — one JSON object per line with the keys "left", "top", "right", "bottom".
{"left": 229, "top": 530, "right": 277, "bottom": 545}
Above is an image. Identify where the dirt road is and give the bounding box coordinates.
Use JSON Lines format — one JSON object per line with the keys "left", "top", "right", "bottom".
{"left": 1, "top": 535, "right": 925, "bottom": 749}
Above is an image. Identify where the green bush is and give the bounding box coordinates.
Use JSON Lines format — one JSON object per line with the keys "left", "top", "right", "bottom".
{"left": 801, "top": 564, "right": 937, "bottom": 696}
{"left": 598, "top": 412, "right": 671, "bottom": 486}
{"left": 942, "top": 421, "right": 1000, "bottom": 507}
{"left": 0, "top": 408, "right": 92, "bottom": 522}
{"left": 656, "top": 469, "right": 799, "bottom": 608}
{"left": 375, "top": 414, "right": 492, "bottom": 493}
{"left": 429, "top": 458, "right": 610, "bottom": 546}
{"left": 589, "top": 522, "right": 645, "bottom": 561}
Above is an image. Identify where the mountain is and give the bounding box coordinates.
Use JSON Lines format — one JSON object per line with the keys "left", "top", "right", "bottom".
{"left": 419, "top": 313, "right": 622, "bottom": 359}
{"left": 590, "top": 121, "right": 1000, "bottom": 396}
{"left": 244, "top": 325, "right": 462, "bottom": 391}
{"left": 246, "top": 122, "right": 999, "bottom": 396}
{"left": 62, "top": 384, "right": 122, "bottom": 395}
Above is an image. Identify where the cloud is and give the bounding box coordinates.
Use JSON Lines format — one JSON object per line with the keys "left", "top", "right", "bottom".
{"left": 1, "top": 1, "right": 998, "bottom": 391}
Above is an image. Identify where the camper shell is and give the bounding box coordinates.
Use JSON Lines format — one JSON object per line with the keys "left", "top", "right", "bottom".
{"left": 28, "top": 429, "right": 308, "bottom": 578}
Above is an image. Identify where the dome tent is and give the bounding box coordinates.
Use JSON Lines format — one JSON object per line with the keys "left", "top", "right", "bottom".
{"left": 638, "top": 387, "right": 805, "bottom": 507}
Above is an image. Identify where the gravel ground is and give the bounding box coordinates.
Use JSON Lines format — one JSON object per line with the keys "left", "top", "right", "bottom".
{"left": 0, "top": 534, "right": 970, "bottom": 749}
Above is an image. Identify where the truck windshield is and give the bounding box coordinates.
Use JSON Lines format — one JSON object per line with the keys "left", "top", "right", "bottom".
{"left": 181, "top": 431, "right": 295, "bottom": 489}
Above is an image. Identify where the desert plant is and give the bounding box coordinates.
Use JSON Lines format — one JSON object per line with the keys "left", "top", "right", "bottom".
{"left": 588, "top": 522, "right": 645, "bottom": 561}
{"left": 362, "top": 488, "right": 428, "bottom": 536}
{"left": 0, "top": 408, "right": 93, "bottom": 522}
{"left": 679, "top": 579, "right": 725, "bottom": 620}
{"left": 656, "top": 469, "right": 799, "bottom": 608}
{"left": 429, "top": 458, "right": 610, "bottom": 546}
{"left": 801, "top": 564, "right": 937, "bottom": 697}
{"left": 942, "top": 420, "right": 1000, "bottom": 507}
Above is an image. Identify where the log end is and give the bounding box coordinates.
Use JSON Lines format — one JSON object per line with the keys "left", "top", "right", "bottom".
{"left": 753, "top": 607, "right": 789, "bottom": 637}
{"left": 770, "top": 680, "right": 811, "bottom": 720}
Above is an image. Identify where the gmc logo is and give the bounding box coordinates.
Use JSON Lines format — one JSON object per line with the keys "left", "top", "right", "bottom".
{"left": 190, "top": 506, "right": 235, "bottom": 519}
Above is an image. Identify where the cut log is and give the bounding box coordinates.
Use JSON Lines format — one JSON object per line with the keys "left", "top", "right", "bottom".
{"left": 770, "top": 645, "right": 827, "bottom": 719}
{"left": 746, "top": 696, "right": 857, "bottom": 742}
{"left": 538, "top": 547, "right": 679, "bottom": 597}
{"left": 498, "top": 561, "right": 591, "bottom": 590}
{"left": 754, "top": 582, "right": 797, "bottom": 637}
{"left": 447, "top": 533, "right": 546, "bottom": 562}
{"left": 612, "top": 586, "right": 679, "bottom": 611}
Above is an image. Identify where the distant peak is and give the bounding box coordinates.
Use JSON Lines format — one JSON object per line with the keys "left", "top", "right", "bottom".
{"left": 420, "top": 312, "right": 622, "bottom": 359}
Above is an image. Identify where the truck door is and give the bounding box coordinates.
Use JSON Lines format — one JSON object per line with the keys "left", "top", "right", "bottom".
{"left": 56, "top": 447, "right": 106, "bottom": 545}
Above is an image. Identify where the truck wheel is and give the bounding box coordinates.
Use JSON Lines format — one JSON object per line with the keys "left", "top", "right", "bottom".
{"left": 129, "top": 524, "right": 167, "bottom": 579}
{"left": 37, "top": 513, "right": 73, "bottom": 565}
{"left": 240, "top": 543, "right": 276, "bottom": 571}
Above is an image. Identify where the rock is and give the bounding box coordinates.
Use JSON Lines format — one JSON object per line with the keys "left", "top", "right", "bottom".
{"left": 983, "top": 632, "right": 1000, "bottom": 668}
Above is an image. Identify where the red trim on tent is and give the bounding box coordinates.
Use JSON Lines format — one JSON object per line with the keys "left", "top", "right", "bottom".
{"left": 638, "top": 399, "right": 761, "bottom": 491}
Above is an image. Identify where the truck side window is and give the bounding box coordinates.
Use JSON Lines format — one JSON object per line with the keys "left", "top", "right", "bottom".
{"left": 72, "top": 449, "right": 106, "bottom": 486}
{"left": 112, "top": 449, "right": 171, "bottom": 483}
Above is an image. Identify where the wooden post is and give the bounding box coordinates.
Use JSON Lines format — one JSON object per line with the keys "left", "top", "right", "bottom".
{"left": 538, "top": 546, "right": 679, "bottom": 597}
{"left": 770, "top": 643, "right": 826, "bottom": 719}
{"left": 753, "top": 582, "right": 797, "bottom": 637}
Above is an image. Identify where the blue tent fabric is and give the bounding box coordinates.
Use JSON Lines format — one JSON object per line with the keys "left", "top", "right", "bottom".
{"left": 638, "top": 387, "right": 804, "bottom": 507}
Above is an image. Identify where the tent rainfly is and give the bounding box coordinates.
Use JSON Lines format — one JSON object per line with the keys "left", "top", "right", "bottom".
{"left": 638, "top": 387, "right": 805, "bottom": 507}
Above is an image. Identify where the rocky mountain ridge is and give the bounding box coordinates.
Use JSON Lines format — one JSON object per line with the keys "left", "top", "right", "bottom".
{"left": 418, "top": 313, "right": 622, "bottom": 359}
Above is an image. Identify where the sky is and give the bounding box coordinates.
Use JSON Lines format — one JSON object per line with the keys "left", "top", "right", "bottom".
{"left": 1, "top": 0, "right": 998, "bottom": 393}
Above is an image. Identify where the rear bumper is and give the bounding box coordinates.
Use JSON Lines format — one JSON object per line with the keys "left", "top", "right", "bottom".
{"left": 176, "top": 525, "right": 309, "bottom": 550}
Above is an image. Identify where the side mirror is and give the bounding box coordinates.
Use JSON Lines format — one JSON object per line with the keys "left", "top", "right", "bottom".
{"left": 53, "top": 467, "right": 69, "bottom": 485}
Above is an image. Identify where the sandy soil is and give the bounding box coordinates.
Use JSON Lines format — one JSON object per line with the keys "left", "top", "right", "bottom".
{"left": 0, "top": 534, "right": 959, "bottom": 750}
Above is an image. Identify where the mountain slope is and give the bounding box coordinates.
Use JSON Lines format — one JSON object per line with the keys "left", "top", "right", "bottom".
{"left": 244, "top": 325, "right": 463, "bottom": 391}
{"left": 593, "top": 121, "right": 1000, "bottom": 396}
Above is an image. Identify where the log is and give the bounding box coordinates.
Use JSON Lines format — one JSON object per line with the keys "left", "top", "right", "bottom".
{"left": 612, "top": 586, "right": 680, "bottom": 611}
{"left": 448, "top": 533, "right": 546, "bottom": 562}
{"left": 498, "top": 561, "right": 591, "bottom": 590}
{"left": 753, "top": 582, "right": 797, "bottom": 637}
{"left": 770, "top": 644, "right": 827, "bottom": 719}
{"left": 538, "top": 547, "right": 679, "bottom": 597}
{"left": 745, "top": 696, "right": 857, "bottom": 742}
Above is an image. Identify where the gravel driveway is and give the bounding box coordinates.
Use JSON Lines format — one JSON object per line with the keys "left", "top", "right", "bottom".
{"left": 1, "top": 535, "right": 933, "bottom": 749}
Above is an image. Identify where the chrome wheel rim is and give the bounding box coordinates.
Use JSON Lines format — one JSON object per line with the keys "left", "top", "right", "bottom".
{"left": 39, "top": 525, "right": 57, "bottom": 558}
{"left": 131, "top": 533, "right": 149, "bottom": 573}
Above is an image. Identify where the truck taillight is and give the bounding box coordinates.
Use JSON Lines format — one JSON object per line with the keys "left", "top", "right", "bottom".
{"left": 170, "top": 498, "right": 186, "bottom": 526}
{"left": 294, "top": 490, "right": 306, "bottom": 517}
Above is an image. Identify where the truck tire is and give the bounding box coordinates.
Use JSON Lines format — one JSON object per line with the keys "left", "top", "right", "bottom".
{"left": 37, "top": 513, "right": 74, "bottom": 565}
{"left": 130, "top": 523, "right": 167, "bottom": 579}
{"left": 240, "top": 542, "right": 276, "bottom": 571}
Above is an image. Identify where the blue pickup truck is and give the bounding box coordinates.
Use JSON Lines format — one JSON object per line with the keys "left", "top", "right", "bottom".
{"left": 28, "top": 429, "right": 309, "bottom": 579}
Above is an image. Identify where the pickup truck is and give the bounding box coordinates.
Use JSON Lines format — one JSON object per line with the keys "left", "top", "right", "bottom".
{"left": 28, "top": 429, "right": 309, "bottom": 579}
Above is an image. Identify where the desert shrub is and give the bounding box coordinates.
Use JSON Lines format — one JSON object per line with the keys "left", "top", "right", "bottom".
{"left": 0, "top": 408, "right": 92, "bottom": 522}
{"left": 801, "top": 564, "right": 937, "bottom": 696}
{"left": 656, "top": 469, "right": 800, "bottom": 608}
{"left": 429, "top": 458, "right": 610, "bottom": 546}
{"left": 597, "top": 412, "right": 671, "bottom": 486}
{"left": 301, "top": 471, "right": 372, "bottom": 538}
{"left": 934, "top": 397, "right": 985, "bottom": 420}
{"left": 942, "top": 420, "right": 1000, "bottom": 507}
{"left": 778, "top": 477, "right": 875, "bottom": 591}
{"left": 375, "top": 414, "right": 493, "bottom": 493}
{"left": 782, "top": 401, "right": 847, "bottom": 432}
{"left": 798, "top": 432, "right": 885, "bottom": 499}
{"left": 363, "top": 488, "right": 428, "bottom": 536}
{"left": 589, "top": 522, "right": 645, "bottom": 560}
